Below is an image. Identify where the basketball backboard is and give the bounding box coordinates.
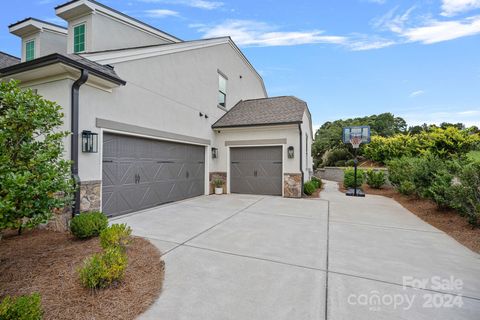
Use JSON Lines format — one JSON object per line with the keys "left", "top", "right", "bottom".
{"left": 342, "top": 126, "right": 371, "bottom": 145}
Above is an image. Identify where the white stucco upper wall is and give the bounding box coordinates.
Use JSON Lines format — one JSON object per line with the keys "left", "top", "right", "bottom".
{"left": 74, "top": 41, "right": 266, "bottom": 180}
{"left": 300, "top": 110, "right": 314, "bottom": 180}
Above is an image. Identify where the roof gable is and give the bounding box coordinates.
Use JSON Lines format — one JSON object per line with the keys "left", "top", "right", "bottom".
{"left": 212, "top": 96, "right": 307, "bottom": 128}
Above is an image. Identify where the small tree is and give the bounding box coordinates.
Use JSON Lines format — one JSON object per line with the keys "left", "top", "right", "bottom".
{"left": 0, "top": 80, "right": 73, "bottom": 233}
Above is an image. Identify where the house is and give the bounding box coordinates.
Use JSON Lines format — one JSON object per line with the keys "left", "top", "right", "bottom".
{"left": 0, "top": 0, "right": 313, "bottom": 219}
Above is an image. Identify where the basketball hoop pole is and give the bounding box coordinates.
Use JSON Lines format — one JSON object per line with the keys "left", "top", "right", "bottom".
{"left": 354, "top": 147, "right": 358, "bottom": 196}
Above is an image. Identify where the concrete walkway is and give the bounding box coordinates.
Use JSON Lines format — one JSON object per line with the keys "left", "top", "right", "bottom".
{"left": 113, "top": 180, "right": 480, "bottom": 319}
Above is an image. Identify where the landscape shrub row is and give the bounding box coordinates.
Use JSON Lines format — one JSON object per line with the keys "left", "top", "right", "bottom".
{"left": 387, "top": 156, "right": 480, "bottom": 226}
{"left": 363, "top": 127, "right": 480, "bottom": 164}
{"left": 70, "top": 213, "right": 132, "bottom": 289}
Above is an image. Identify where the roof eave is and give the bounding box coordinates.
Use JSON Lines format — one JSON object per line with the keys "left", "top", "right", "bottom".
{"left": 0, "top": 53, "right": 126, "bottom": 86}
{"left": 212, "top": 121, "right": 303, "bottom": 129}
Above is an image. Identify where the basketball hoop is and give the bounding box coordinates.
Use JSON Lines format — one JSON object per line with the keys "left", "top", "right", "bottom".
{"left": 349, "top": 134, "right": 362, "bottom": 149}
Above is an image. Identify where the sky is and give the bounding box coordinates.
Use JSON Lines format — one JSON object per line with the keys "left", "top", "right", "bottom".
{"left": 1, "top": 0, "right": 479, "bottom": 129}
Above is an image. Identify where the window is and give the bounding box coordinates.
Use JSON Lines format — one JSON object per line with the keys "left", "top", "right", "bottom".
{"left": 218, "top": 73, "right": 227, "bottom": 108}
{"left": 74, "top": 24, "right": 86, "bottom": 53}
{"left": 25, "top": 40, "right": 35, "bottom": 61}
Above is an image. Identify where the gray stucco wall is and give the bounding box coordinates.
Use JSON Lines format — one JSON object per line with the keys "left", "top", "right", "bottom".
{"left": 39, "top": 31, "right": 67, "bottom": 56}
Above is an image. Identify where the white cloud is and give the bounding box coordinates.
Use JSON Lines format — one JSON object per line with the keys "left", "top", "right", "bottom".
{"left": 145, "top": 9, "right": 179, "bottom": 17}
{"left": 374, "top": 6, "right": 480, "bottom": 44}
{"left": 197, "top": 20, "right": 347, "bottom": 46}
{"left": 195, "top": 20, "right": 395, "bottom": 50}
{"left": 365, "top": 0, "right": 387, "bottom": 4}
{"left": 441, "top": 0, "right": 480, "bottom": 16}
{"left": 409, "top": 90, "right": 425, "bottom": 97}
{"left": 401, "top": 15, "right": 480, "bottom": 43}
{"left": 139, "top": 0, "right": 223, "bottom": 10}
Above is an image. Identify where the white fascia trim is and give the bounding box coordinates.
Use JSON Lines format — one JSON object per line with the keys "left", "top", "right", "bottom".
{"left": 82, "top": 38, "right": 230, "bottom": 63}
{"left": 9, "top": 19, "right": 68, "bottom": 36}
{"left": 56, "top": 0, "right": 180, "bottom": 43}
{"left": 82, "top": 38, "right": 267, "bottom": 96}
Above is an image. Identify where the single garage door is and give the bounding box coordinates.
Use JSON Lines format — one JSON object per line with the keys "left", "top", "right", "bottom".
{"left": 230, "top": 146, "right": 282, "bottom": 196}
{"left": 102, "top": 133, "right": 205, "bottom": 217}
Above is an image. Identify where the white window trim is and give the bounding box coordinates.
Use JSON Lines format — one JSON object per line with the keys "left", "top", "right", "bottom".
{"left": 73, "top": 22, "right": 87, "bottom": 53}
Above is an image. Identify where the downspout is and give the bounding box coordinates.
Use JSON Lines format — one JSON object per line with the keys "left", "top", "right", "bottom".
{"left": 298, "top": 123, "right": 304, "bottom": 197}
{"left": 71, "top": 69, "right": 89, "bottom": 216}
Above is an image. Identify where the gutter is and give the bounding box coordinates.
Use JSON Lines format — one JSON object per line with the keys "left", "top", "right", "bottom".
{"left": 298, "top": 123, "right": 304, "bottom": 197}
{"left": 71, "top": 69, "right": 89, "bottom": 216}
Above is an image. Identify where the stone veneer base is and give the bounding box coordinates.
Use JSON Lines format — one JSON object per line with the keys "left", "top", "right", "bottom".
{"left": 284, "top": 173, "right": 302, "bottom": 198}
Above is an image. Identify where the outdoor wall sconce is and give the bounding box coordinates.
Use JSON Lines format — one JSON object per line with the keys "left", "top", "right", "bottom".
{"left": 82, "top": 130, "right": 98, "bottom": 153}
{"left": 212, "top": 147, "right": 218, "bottom": 159}
{"left": 287, "top": 146, "right": 294, "bottom": 159}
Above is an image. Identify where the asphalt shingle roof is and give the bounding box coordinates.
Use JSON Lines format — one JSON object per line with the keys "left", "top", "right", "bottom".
{"left": 0, "top": 52, "right": 20, "bottom": 69}
{"left": 212, "top": 96, "right": 307, "bottom": 128}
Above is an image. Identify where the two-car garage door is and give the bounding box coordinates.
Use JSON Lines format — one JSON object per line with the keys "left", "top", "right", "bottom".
{"left": 102, "top": 133, "right": 205, "bottom": 217}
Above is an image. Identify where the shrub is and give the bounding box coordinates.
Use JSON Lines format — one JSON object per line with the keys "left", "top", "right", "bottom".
{"left": 343, "top": 168, "right": 365, "bottom": 188}
{"left": 345, "top": 159, "right": 355, "bottom": 167}
{"left": 303, "top": 181, "right": 316, "bottom": 195}
{"left": 0, "top": 293, "right": 43, "bottom": 320}
{"left": 449, "top": 162, "right": 480, "bottom": 226}
{"left": 398, "top": 181, "right": 416, "bottom": 195}
{"left": 70, "top": 211, "right": 108, "bottom": 239}
{"left": 322, "top": 148, "right": 352, "bottom": 166}
{"left": 363, "top": 127, "right": 480, "bottom": 164}
{"left": 334, "top": 160, "right": 346, "bottom": 167}
{"left": 0, "top": 80, "right": 73, "bottom": 233}
{"left": 100, "top": 223, "right": 132, "bottom": 250}
{"left": 427, "top": 171, "right": 454, "bottom": 209}
{"left": 366, "top": 170, "right": 386, "bottom": 189}
{"left": 311, "top": 176, "right": 323, "bottom": 189}
{"left": 79, "top": 247, "right": 128, "bottom": 289}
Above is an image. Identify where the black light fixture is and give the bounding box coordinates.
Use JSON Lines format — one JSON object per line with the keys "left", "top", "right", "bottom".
{"left": 212, "top": 147, "right": 218, "bottom": 159}
{"left": 82, "top": 130, "right": 98, "bottom": 153}
{"left": 287, "top": 146, "right": 294, "bottom": 159}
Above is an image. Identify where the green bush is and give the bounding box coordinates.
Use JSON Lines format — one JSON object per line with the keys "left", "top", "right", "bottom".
{"left": 345, "top": 159, "right": 355, "bottom": 167}
{"left": 311, "top": 176, "right": 323, "bottom": 189}
{"left": 322, "top": 148, "right": 352, "bottom": 166}
{"left": 334, "top": 160, "right": 346, "bottom": 167}
{"left": 0, "top": 80, "right": 73, "bottom": 232}
{"left": 70, "top": 211, "right": 108, "bottom": 239}
{"left": 79, "top": 247, "right": 128, "bottom": 289}
{"left": 363, "top": 127, "right": 480, "bottom": 164}
{"left": 343, "top": 167, "right": 365, "bottom": 188}
{"left": 303, "top": 181, "right": 316, "bottom": 195}
{"left": 0, "top": 293, "right": 43, "bottom": 320}
{"left": 398, "top": 181, "right": 416, "bottom": 195}
{"left": 100, "top": 223, "right": 132, "bottom": 250}
{"left": 365, "top": 170, "right": 386, "bottom": 189}
{"left": 449, "top": 162, "right": 480, "bottom": 226}
{"left": 427, "top": 171, "right": 454, "bottom": 209}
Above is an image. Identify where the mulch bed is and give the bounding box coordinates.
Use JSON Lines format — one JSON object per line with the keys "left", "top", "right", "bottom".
{"left": 337, "top": 182, "right": 480, "bottom": 253}
{"left": 0, "top": 229, "right": 165, "bottom": 320}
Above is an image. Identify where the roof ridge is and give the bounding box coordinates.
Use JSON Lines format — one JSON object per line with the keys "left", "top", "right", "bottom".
{"left": 82, "top": 36, "right": 231, "bottom": 55}
{"left": 55, "top": 0, "right": 181, "bottom": 42}
{"left": 0, "top": 51, "right": 20, "bottom": 60}
{"left": 8, "top": 17, "right": 67, "bottom": 30}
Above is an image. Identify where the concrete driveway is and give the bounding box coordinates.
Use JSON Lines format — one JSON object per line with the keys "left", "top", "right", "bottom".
{"left": 113, "top": 180, "right": 480, "bottom": 320}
